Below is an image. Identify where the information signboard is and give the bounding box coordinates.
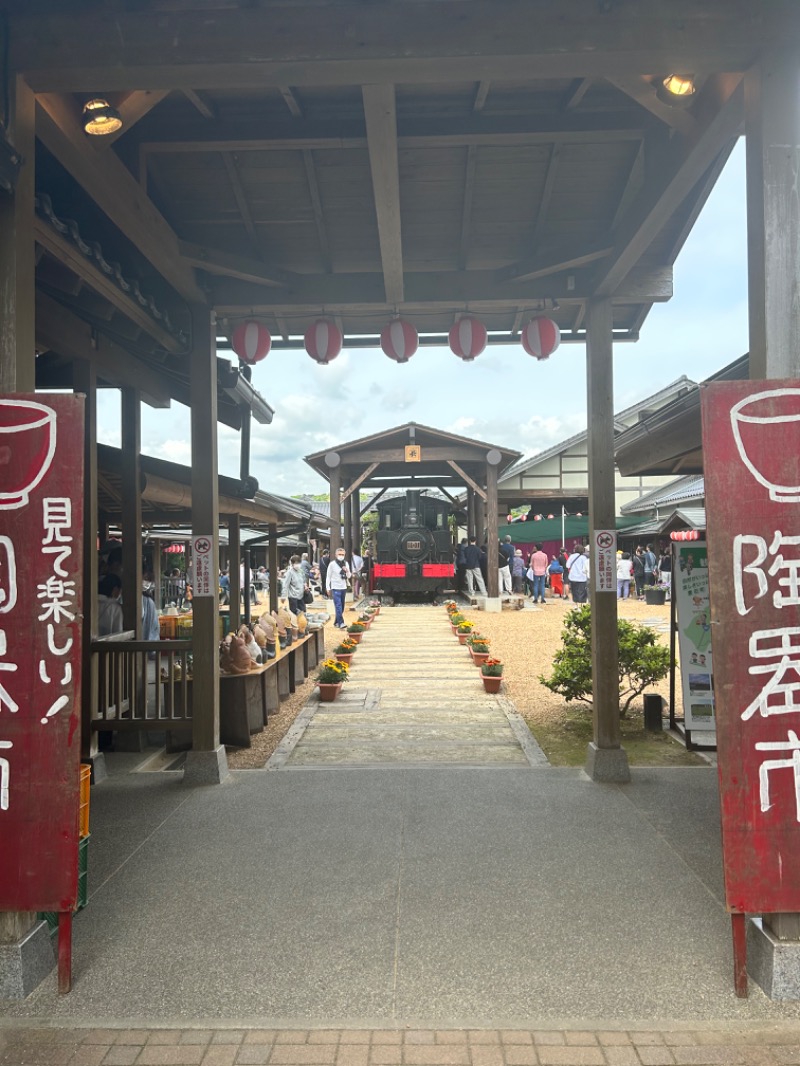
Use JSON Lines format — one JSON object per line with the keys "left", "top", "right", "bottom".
{"left": 674, "top": 541, "right": 716, "bottom": 735}
{"left": 191, "top": 534, "right": 215, "bottom": 597}
{"left": 701, "top": 382, "right": 800, "bottom": 914}
{"left": 0, "top": 395, "right": 84, "bottom": 912}
{"left": 592, "top": 529, "right": 617, "bottom": 593}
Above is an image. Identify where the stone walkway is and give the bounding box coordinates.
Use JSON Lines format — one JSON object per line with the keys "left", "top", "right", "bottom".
{"left": 4, "top": 1024, "right": 800, "bottom": 1065}
{"left": 276, "top": 607, "right": 543, "bottom": 768}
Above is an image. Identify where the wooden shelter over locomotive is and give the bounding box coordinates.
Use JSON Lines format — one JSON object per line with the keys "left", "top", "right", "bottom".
{"left": 374, "top": 489, "right": 453, "bottom": 597}
{"left": 2, "top": 0, "right": 800, "bottom": 999}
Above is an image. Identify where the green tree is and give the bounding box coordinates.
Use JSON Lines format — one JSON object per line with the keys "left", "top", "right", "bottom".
{"left": 539, "top": 604, "right": 670, "bottom": 717}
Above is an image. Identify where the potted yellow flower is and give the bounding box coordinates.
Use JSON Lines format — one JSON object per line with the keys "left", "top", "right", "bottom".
{"left": 316, "top": 657, "right": 349, "bottom": 701}
{"left": 456, "top": 619, "right": 475, "bottom": 644}
{"left": 334, "top": 637, "right": 358, "bottom": 665}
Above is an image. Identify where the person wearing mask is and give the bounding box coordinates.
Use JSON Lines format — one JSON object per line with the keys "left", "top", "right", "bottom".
{"left": 463, "top": 536, "right": 487, "bottom": 596}
{"left": 566, "top": 545, "right": 591, "bottom": 604}
{"left": 529, "top": 542, "right": 549, "bottom": 604}
{"left": 281, "top": 554, "right": 309, "bottom": 618}
{"left": 326, "top": 548, "right": 351, "bottom": 628}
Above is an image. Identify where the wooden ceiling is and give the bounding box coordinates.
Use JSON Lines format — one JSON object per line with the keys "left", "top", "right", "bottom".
{"left": 8, "top": 1, "right": 798, "bottom": 385}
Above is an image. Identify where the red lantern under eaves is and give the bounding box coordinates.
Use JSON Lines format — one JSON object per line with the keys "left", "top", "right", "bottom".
{"left": 449, "top": 316, "right": 487, "bottom": 361}
{"left": 670, "top": 529, "right": 700, "bottom": 541}
{"left": 231, "top": 320, "right": 272, "bottom": 365}
{"left": 381, "top": 319, "right": 418, "bottom": 363}
{"left": 305, "top": 318, "right": 343, "bottom": 365}
{"left": 521, "top": 316, "right": 561, "bottom": 361}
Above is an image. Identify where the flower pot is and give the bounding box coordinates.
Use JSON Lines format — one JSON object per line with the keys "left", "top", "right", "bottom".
{"left": 471, "top": 651, "right": 490, "bottom": 666}
{"left": 645, "top": 588, "right": 667, "bottom": 606}
{"left": 347, "top": 631, "right": 363, "bottom": 644}
{"left": 318, "top": 682, "right": 343, "bottom": 702}
{"left": 458, "top": 632, "right": 469, "bottom": 644}
{"left": 335, "top": 652, "right": 354, "bottom": 666}
{"left": 481, "top": 675, "right": 502, "bottom": 693}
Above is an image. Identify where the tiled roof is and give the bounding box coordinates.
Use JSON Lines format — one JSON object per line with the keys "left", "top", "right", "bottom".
{"left": 620, "top": 475, "right": 705, "bottom": 515}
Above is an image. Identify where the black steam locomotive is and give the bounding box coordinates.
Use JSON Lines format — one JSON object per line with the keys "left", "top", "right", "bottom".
{"left": 373, "top": 490, "right": 455, "bottom": 598}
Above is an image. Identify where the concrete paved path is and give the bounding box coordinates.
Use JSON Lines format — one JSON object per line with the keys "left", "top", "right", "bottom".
{"left": 279, "top": 608, "right": 541, "bottom": 768}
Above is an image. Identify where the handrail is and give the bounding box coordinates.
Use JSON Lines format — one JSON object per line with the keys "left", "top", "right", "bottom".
{"left": 90, "top": 636, "right": 194, "bottom": 730}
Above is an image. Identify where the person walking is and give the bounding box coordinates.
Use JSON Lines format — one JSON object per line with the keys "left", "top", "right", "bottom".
{"left": 529, "top": 542, "right": 549, "bottom": 603}
{"left": 464, "top": 536, "right": 487, "bottom": 596}
{"left": 547, "top": 554, "right": 564, "bottom": 598}
{"left": 350, "top": 550, "right": 364, "bottom": 600}
{"left": 326, "top": 548, "right": 351, "bottom": 628}
{"left": 643, "top": 543, "right": 657, "bottom": 588}
{"left": 281, "top": 554, "right": 309, "bottom": 618}
{"left": 616, "top": 551, "right": 634, "bottom": 599}
{"left": 566, "top": 545, "right": 590, "bottom": 603}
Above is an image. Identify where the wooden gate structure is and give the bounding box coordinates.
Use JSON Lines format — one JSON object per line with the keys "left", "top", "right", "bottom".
{"left": 1, "top": 0, "right": 800, "bottom": 993}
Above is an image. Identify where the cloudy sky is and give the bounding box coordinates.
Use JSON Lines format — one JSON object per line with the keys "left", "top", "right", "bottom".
{"left": 97, "top": 141, "right": 748, "bottom": 497}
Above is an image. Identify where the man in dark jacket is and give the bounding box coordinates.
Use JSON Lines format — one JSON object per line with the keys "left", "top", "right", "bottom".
{"left": 464, "top": 536, "right": 487, "bottom": 596}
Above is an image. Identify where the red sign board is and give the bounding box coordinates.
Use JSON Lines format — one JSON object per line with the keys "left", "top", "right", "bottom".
{"left": 702, "top": 381, "right": 800, "bottom": 914}
{"left": 0, "top": 395, "right": 84, "bottom": 912}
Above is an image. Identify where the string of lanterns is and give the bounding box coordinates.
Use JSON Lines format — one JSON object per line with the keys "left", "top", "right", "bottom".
{"left": 229, "top": 315, "right": 561, "bottom": 366}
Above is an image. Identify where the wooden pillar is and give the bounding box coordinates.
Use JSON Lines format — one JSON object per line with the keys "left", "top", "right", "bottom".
{"left": 120, "top": 389, "right": 142, "bottom": 637}
{"left": 327, "top": 453, "right": 342, "bottom": 554}
{"left": 585, "top": 299, "right": 629, "bottom": 783}
{"left": 485, "top": 455, "right": 500, "bottom": 598}
{"left": 268, "top": 522, "right": 279, "bottom": 613}
{"left": 746, "top": 49, "right": 800, "bottom": 380}
{"left": 228, "top": 514, "right": 241, "bottom": 630}
{"left": 0, "top": 75, "right": 35, "bottom": 394}
{"left": 343, "top": 488, "right": 353, "bottom": 560}
{"left": 746, "top": 48, "right": 800, "bottom": 950}
{"left": 186, "top": 304, "right": 227, "bottom": 782}
{"left": 466, "top": 488, "right": 475, "bottom": 541}
{"left": 353, "top": 502, "right": 362, "bottom": 555}
{"left": 74, "top": 361, "right": 100, "bottom": 768}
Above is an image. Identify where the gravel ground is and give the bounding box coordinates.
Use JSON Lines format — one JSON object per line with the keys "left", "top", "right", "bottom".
{"left": 226, "top": 594, "right": 680, "bottom": 770}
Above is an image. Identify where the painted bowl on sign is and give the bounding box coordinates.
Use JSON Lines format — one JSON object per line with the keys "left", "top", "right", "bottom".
{"left": 731, "top": 388, "right": 800, "bottom": 503}
{"left": 0, "top": 400, "right": 57, "bottom": 510}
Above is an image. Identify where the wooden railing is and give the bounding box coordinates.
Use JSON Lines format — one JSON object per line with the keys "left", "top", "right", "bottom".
{"left": 90, "top": 634, "right": 193, "bottom": 731}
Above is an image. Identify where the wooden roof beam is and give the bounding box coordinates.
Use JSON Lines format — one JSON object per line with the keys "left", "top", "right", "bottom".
{"left": 210, "top": 264, "right": 672, "bottom": 311}
{"left": 183, "top": 89, "right": 216, "bottom": 119}
{"left": 606, "top": 75, "right": 699, "bottom": 138}
{"left": 447, "top": 460, "right": 487, "bottom": 501}
{"left": 279, "top": 87, "right": 303, "bottom": 119}
{"left": 563, "top": 78, "right": 592, "bottom": 111}
{"left": 97, "top": 90, "right": 171, "bottom": 147}
{"left": 362, "top": 84, "right": 404, "bottom": 304}
{"left": 593, "top": 75, "right": 744, "bottom": 297}
{"left": 12, "top": 3, "right": 778, "bottom": 92}
{"left": 179, "top": 241, "right": 290, "bottom": 288}
{"left": 473, "top": 81, "right": 490, "bottom": 111}
{"left": 503, "top": 242, "right": 614, "bottom": 283}
{"left": 221, "top": 151, "right": 261, "bottom": 256}
{"left": 303, "top": 149, "right": 332, "bottom": 273}
{"left": 36, "top": 93, "right": 203, "bottom": 303}
{"left": 459, "top": 145, "right": 477, "bottom": 271}
{"left": 35, "top": 217, "right": 185, "bottom": 352}
{"left": 137, "top": 111, "right": 651, "bottom": 154}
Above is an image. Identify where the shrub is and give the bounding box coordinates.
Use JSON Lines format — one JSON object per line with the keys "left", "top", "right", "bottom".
{"left": 539, "top": 604, "right": 670, "bottom": 717}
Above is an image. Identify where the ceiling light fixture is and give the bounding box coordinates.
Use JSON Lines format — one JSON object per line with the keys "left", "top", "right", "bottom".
{"left": 82, "top": 98, "right": 123, "bottom": 136}
{"left": 655, "top": 74, "right": 697, "bottom": 108}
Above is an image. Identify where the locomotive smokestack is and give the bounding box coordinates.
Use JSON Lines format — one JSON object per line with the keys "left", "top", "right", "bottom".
{"left": 405, "top": 489, "right": 421, "bottom": 524}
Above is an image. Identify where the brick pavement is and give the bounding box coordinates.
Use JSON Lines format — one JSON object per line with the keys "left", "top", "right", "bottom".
{"left": 2, "top": 1028, "right": 800, "bottom": 1066}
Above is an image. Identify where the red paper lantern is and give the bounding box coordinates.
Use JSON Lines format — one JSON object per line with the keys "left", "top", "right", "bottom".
{"left": 164, "top": 543, "right": 185, "bottom": 554}
{"left": 670, "top": 529, "right": 700, "bottom": 541}
{"left": 449, "top": 316, "right": 487, "bottom": 361}
{"left": 381, "top": 319, "right": 418, "bottom": 363}
{"left": 231, "top": 320, "right": 271, "bottom": 365}
{"left": 305, "top": 318, "right": 343, "bottom": 365}
{"left": 546, "top": 514, "right": 554, "bottom": 520}
{"left": 521, "top": 316, "right": 561, "bottom": 361}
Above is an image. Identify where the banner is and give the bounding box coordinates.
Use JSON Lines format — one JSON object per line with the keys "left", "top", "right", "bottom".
{"left": 0, "top": 395, "right": 84, "bottom": 912}
{"left": 674, "top": 542, "right": 716, "bottom": 734}
{"left": 702, "top": 381, "right": 800, "bottom": 914}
